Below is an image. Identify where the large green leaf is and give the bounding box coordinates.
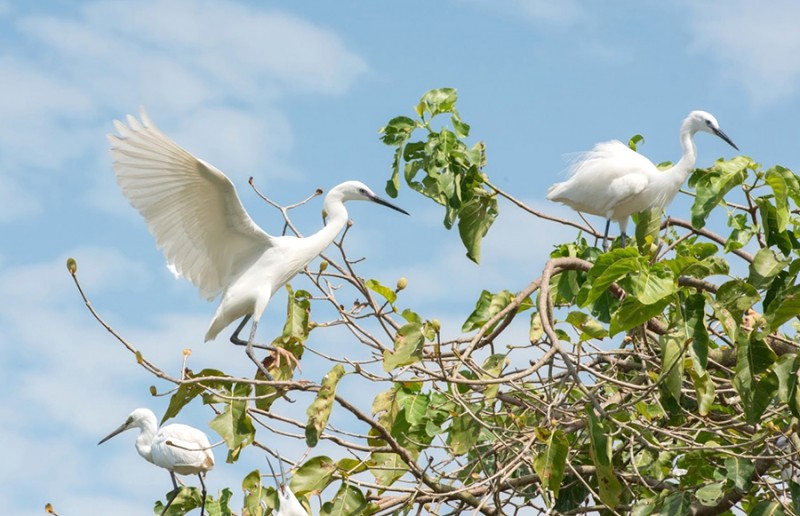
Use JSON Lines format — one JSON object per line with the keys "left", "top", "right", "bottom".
{"left": 458, "top": 193, "right": 498, "bottom": 263}
{"left": 748, "top": 248, "right": 790, "bottom": 290}
{"left": 533, "top": 429, "right": 569, "bottom": 498}
{"left": 725, "top": 457, "right": 754, "bottom": 492}
{"left": 609, "top": 296, "right": 669, "bottom": 336}
{"left": 766, "top": 284, "right": 800, "bottom": 331}
{"left": 690, "top": 156, "right": 752, "bottom": 228}
{"left": 319, "top": 483, "right": 369, "bottom": 516}
{"left": 632, "top": 264, "right": 676, "bottom": 305}
{"left": 586, "top": 408, "right": 622, "bottom": 509}
{"left": 765, "top": 165, "right": 800, "bottom": 231}
{"left": 209, "top": 382, "right": 255, "bottom": 463}
{"left": 660, "top": 334, "right": 684, "bottom": 402}
{"left": 577, "top": 247, "right": 641, "bottom": 307}
{"left": 383, "top": 322, "right": 424, "bottom": 371}
{"left": 162, "top": 368, "right": 228, "bottom": 424}
{"left": 306, "top": 365, "right": 346, "bottom": 447}
{"left": 291, "top": 456, "right": 337, "bottom": 496}
{"left": 367, "top": 452, "right": 408, "bottom": 488}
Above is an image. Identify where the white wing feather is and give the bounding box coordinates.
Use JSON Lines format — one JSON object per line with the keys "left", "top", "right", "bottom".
{"left": 109, "top": 110, "right": 274, "bottom": 300}
{"left": 151, "top": 423, "right": 215, "bottom": 475}
{"left": 547, "top": 140, "right": 656, "bottom": 217}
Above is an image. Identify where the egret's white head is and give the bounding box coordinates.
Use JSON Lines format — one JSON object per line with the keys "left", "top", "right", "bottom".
{"left": 685, "top": 111, "right": 739, "bottom": 151}
{"left": 323, "top": 180, "right": 409, "bottom": 219}
{"left": 98, "top": 408, "right": 156, "bottom": 444}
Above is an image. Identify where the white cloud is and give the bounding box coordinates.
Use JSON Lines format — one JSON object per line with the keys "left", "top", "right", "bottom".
{"left": 686, "top": 0, "right": 800, "bottom": 104}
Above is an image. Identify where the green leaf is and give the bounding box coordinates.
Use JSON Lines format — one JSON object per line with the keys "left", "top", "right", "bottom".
{"left": 161, "top": 369, "right": 227, "bottom": 425}
{"left": 684, "top": 293, "right": 710, "bottom": 372}
{"left": 715, "top": 279, "right": 760, "bottom": 321}
{"left": 379, "top": 115, "right": 416, "bottom": 145}
{"left": 365, "top": 279, "right": 397, "bottom": 305}
{"left": 291, "top": 456, "right": 337, "bottom": 496}
{"left": 774, "top": 354, "right": 800, "bottom": 418}
{"left": 765, "top": 164, "right": 800, "bottom": 231}
{"left": 533, "top": 430, "right": 569, "bottom": 498}
{"left": 628, "top": 134, "right": 645, "bottom": 151}
{"left": 766, "top": 284, "right": 800, "bottom": 331}
{"left": 660, "top": 491, "right": 691, "bottom": 515}
{"left": 383, "top": 322, "right": 425, "bottom": 371}
{"left": 660, "top": 334, "right": 685, "bottom": 402}
{"left": 633, "top": 206, "right": 661, "bottom": 257}
{"left": 586, "top": 408, "right": 622, "bottom": 508}
{"left": 447, "top": 411, "right": 481, "bottom": 456}
{"left": 748, "top": 248, "right": 790, "bottom": 290}
{"left": 306, "top": 365, "right": 346, "bottom": 447}
{"left": 749, "top": 501, "right": 786, "bottom": 516}
{"left": 462, "top": 290, "right": 521, "bottom": 332}
{"left": 155, "top": 487, "right": 202, "bottom": 515}
{"left": 632, "top": 264, "right": 676, "bottom": 305}
{"left": 208, "top": 382, "right": 255, "bottom": 463}
{"left": 367, "top": 452, "right": 408, "bottom": 488}
{"left": 689, "top": 369, "right": 715, "bottom": 416}
{"left": 577, "top": 247, "right": 641, "bottom": 307}
{"left": 319, "top": 482, "right": 369, "bottom": 515}
{"left": 416, "top": 87, "right": 458, "bottom": 118}
{"left": 458, "top": 194, "right": 498, "bottom": 264}
{"left": 282, "top": 287, "right": 312, "bottom": 340}
{"left": 690, "top": 156, "right": 752, "bottom": 228}
{"left": 241, "top": 469, "right": 270, "bottom": 515}
{"left": 530, "top": 311, "right": 544, "bottom": 342}
{"left": 757, "top": 197, "right": 793, "bottom": 254}
{"left": 565, "top": 311, "right": 608, "bottom": 340}
{"left": 609, "top": 296, "right": 669, "bottom": 336}
{"left": 724, "top": 457, "right": 754, "bottom": 492}
{"left": 694, "top": 482, "right": 724, "bottom": 506}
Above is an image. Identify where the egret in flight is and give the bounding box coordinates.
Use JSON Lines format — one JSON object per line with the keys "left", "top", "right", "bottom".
{"left": 98, "top": 408, "right": 215, "bottom": 516}
{"left": 266, "top": 456, "right": 307, "bottom": 516}
{"left": 546, "top": 110, "right": 738, "bottom": 251}
{"left": 109, "top": 110, "right": 409, "bottom": 378}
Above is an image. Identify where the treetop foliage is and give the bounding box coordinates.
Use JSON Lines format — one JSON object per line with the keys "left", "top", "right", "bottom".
{"left": 68, "top": 88, "right": 800, "bottom": 515}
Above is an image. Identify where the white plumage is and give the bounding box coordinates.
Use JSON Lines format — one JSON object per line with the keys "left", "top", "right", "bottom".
{"left": 108, "top": 110, "right": 408, "bottom": 377}
{"left": 98, "top": 408, "right": 214, "bottom": 515}
{"left": 547, "top": 110, "right": 738, "bottom": 251}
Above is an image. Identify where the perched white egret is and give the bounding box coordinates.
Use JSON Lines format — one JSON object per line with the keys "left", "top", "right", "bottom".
{"left": 109, "top": 110, "right": 409, "bottom": 378}
{"left": 547, "top": 110, "right": 738, "bottom": 251}
{"left": 98, "top": 408, "right": 215, "bottom": 516}
{"left": 266, "top": 456, "right": 307, "bottom": 516}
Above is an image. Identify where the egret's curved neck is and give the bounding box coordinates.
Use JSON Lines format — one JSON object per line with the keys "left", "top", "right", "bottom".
{"left": 304, "top": 194, "right": 349, "bottom": 256}
{"left": 134, "top": 420, "right": 158, "bottom": 463}
{"left": 671, "top": 123, "right": 698, "bottom": 181}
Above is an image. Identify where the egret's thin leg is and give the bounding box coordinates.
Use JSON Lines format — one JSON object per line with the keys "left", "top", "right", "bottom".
{"left": 243, "top": 319, "right": 275, "bottom": 380}
{"left": 198, "top": 473, "right": 207, "bottom": 516}
{"left": 244, "top": 320, "right": 294, "bottom": 402}
{"left": 229, "top": 315, "right": 270, "bottom": 351}
{"left": 620, "top": 232, "right": 627, "bottom": 248}
{"left": 602, "top": 219, "right": 611, "bottom": 252}
{"left": 160, "top": 472, "right": 180, "bottom": 516}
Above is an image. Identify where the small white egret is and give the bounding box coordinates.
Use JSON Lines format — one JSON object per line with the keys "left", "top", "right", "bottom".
{"left": 109, "top": 110, "right": 409, "bottom": 378}
{"left": 98, "top": 408, "right": 215, "bottom": 516}
{"left": 266, "top": 456, "right": 307, "bottom": 516}
{"left": 546, "top": 110, "right": 738, "bottom": 251}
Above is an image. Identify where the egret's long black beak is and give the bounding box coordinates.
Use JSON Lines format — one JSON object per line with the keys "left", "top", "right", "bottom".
{"left": 98, "top": 421, "right": 129, "bottom": 445}
{"left": 713, "top": 127, "right": 739, "bottom": 151}
{"left": 370, "top": 194, "right": 410, "bottom": 215}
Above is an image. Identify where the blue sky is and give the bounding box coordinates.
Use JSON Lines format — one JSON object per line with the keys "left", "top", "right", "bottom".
{"left": 2, "top": 0, "right": 800, "bottom": 514}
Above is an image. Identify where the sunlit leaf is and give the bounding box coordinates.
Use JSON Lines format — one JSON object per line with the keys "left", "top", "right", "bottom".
{"left": 306, "top": 365, "right": 346, "bottom": 447}
{"left": 291, "top": 456, "right": 337, "bottom": 496}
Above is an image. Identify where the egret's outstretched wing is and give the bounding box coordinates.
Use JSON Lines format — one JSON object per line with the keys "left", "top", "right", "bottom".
{"left": 109, "top": 110, "right": 274, "bottom": 300}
